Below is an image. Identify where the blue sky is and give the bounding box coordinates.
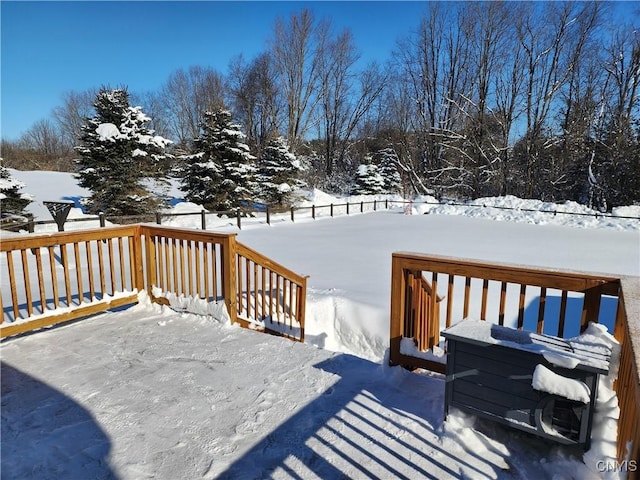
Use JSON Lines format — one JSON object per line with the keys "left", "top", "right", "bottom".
{"left": 1, "top": 1, "right": 428, "bottom": 141}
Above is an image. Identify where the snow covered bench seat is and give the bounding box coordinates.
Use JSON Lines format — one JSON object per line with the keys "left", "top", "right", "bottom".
{"left": 442, "top": 319, "right": 611, "bottom": 449}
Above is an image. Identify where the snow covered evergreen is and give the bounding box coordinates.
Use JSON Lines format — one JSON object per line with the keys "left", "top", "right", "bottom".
{"left": 180, "top": 109, "right": 256, "bottom": 211}
{"left": 352, "top": 157, "right": 384, "bottom": 195}
{"left": 376, "top": 148, "right": 402, "bottom": 194}
{"left": 257, "top": 136, "right": 304, "bottom": 206}
{"left": 0, "top": 161, "right": 32, "bottom": 218}
{"left": 74, "top": 88, "right": 173, "bottom": 216}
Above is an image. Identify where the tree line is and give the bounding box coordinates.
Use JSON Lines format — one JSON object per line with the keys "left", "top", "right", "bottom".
{"left": 2, "top": 2, "right": 639, "bottom": 211}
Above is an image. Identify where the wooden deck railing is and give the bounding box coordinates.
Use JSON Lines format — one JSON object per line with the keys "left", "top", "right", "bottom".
{"left": 1, "top": 225, "right": 307, "bottom": 342}
{"left": 389, "top": 252, "right": 639, "bottom": 475}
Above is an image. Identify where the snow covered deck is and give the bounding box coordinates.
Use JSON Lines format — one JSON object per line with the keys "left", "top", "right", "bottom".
{"left": 0, "top": 300, "right": 606, "bottom": 479}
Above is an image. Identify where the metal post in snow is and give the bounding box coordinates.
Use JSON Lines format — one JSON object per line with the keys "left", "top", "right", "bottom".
{"left": 156, "top": 212, "right": 162, "bottom": 225}
{"left": 236, "top": 210, "right": 241, "bottom": 229}
{"left": 346, "top": 202, "right": 350, "bottom": 215}
{"left": 291, "top": 207, "right": 295, "bottom": 222}
{"left": 201, "top": 210, "right": 206, "bottom": 230}
{"left": 374, "top": 200, "right": 377, "bottom": 211}
{"left": 330, "top": 203, "right": 334, "bottom": 217}
{"left": 266, "top": 206, "right": 270, "bottom": 225}
{"left": 312, "top": 205, "right": 315, "bottom": 219}
{"left": 99, "top": 212, "right": 106, "bottom": 228}
{"left": 360, "top": 201, "right": 364, "bottom": 213}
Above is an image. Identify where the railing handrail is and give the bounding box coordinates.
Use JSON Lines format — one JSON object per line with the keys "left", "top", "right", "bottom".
{"left": 0, "top": 225, "right": 140, "bottom": 251}
{"left": 235, "top": 241, "right": 308, "bottom": 286}
{"left": 392, "top": 251, "right": 621, "bottom": 294}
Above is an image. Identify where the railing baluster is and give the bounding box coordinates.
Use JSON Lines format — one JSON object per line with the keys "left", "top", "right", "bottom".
{"left": 480, "top": 279, "right": 489, "bottom": 320}
{"left": 558, "top": 290, "right": 568, "bottom": 337}
{"left": 430, "top": 272, "right": 439, "bottom": 348}
{"left": 277, "top": 274, "right": 283, "bottom": 323}
{"left": 237, "top": 255, "right": 242, "bottom": 314}
{"left": 73, "top": 242, "right": 83, "bottom": 304}
{"left": 179, "top": 240, "right": 186, "bottom": 296}
{"left": 86, "top": 241, "right": 95, "bottom": 300}
{"left": 61, "top": 244, "right": 72, "bottom": 306}
{"left": 253, "top": 262, "right": 259, "bottom": 321}
{"left": 97, "top": 240, "right": 106, "bottom": 299}
{"left": 108, "top": 238, "right": 116, "bottom": 295}
{"left": 518, "top": 284, "right": 526, "bottom": 329}
{"left": 498, "top": 282, "right": 507, "bottom": 325}
{"left": 203, "top": 243, "right": 210, "bottom": 300}
{"left": 171, "top": 238, "right": 178, "bottom": 294}
{"left": 446, "top": 274, "right": 454, "bottom": 328}
{"left": 164, "top": 238, "right": 171, "bottom": 293}
{"left": 34, "top": 248, "right": 46, "bottom": 314}
{"left": 288, "top": 278, "right": 293, "bottom": 327}
{"left": 269, "top": 271, "right": 274, "bottom": 322}
{"left": 463, "top": 277, "right": 471, "bottom": 318}
{"left": 537, "top": 287, "right": 547, "bottom": 333}
{"left": 187, "top": 240, "right": 193, "bottom": 297}
{"left": 210, "top": 243, "right": 217, "bottom": 300}
{"left": 118, "top": 237, "right": 126, "bottom": 292}
{"left": 261, "top": 266, "right": 266, "bottom": 321}
{"left": 245, "top": 257, "right": 251, "bottom": 318}
{"left": 7, "top": 252, "right": 19, "bottom": 319}
{"left": 127, "top": 235, "right": 135, "bottom": 292}
{"left": 195, "top": 241, "right": 202, "bottom": 298}
{"left": 48, "top": 246, "right": 59, "bottom": 309}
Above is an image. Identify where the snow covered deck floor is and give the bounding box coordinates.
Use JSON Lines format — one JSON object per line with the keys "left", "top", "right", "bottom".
{"left": 1, "top": 301, "right": 597, "bottom": 479}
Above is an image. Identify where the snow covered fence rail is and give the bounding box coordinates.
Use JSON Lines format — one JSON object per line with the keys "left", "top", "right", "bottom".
{"left": 388, "top": 252, "right": 640, "bottom": 472}
{"left": 1, "top": 225, "right": 308, "bottom": 342}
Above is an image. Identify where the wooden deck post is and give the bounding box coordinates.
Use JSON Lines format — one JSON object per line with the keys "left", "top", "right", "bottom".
{"left": 222, "top": 234, "right": 238, "bottom": 324}
{"left": 389, "top": 254, "right": 406, "bottom": 367}
{"left": 132, "top": 226, "right": 145, "bottom": 293}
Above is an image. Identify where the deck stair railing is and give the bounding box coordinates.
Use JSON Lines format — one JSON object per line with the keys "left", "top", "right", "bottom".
{"left": 1, "top": 224, "right": 307, "bottom": 342}
{"left": 389, "top": 252, "right": 639, "bottom": 476}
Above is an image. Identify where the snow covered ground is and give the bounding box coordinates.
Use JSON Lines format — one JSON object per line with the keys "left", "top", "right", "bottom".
{"left": 2, "top": 170, "right": 639, "bottom": 479}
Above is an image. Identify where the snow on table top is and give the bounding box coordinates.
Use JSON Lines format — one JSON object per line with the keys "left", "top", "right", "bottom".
{"left": 532, "top": 364, "right": 591, "bottom": 403}
{"left": 442, "top": 319, "right": 611, "bottom": 374}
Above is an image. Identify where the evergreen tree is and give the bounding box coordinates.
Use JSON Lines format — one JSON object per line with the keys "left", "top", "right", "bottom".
{"left": 0, "top": 161, "right": 32, "bottom": 218}
{"left": 376, "top": 148, "right": 402, "bottom": 194}
{"left": 352, "top": 159, "right": 384, "bottom": 195}
{"left": 75, "top": 88, "right": 172, "bottom": 216}
{"left": 180, "top": 109, "right": 256, "bottom": 211}
{"left": 258, "top": 136, "right": 304, "bottom": 206}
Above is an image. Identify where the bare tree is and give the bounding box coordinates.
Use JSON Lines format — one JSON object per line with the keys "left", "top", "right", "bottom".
{"left": 159, "top": 66, "right": 226, "bottom": 146}
{"left": 270, "top": 8, "right": 327, "bottom": 153}
{"left": 227, "top": 53, "right": 283, "bottom": 156}
{"left": 517, "top": 2, "right": 603, "bottom": 197}
{"left": 52, "top": 88, "right": 97, "bottom": 148}
{"left": 317, "top": 28, "right": 387, "bottom": 179}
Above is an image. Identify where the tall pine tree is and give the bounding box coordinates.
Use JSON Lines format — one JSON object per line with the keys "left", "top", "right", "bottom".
{"left": 352, "top": 158, "right": 385, "bottom": 195}
{"left": 257, "top": 136, "right": 304, "bottom": 206}
{"left": 181, "top": 109, "right": 256, "bottom": 211}
{"left": 75, "top": 88, "right": 172, "bottom": 216}
{"left": 376, "top": 148, "right": 402, "bottom": 194}
{"left": 0, "top": 161, "right": 32, "bottom": 218}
